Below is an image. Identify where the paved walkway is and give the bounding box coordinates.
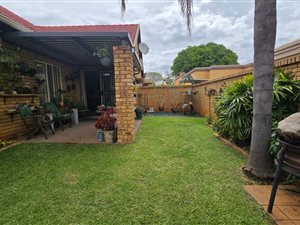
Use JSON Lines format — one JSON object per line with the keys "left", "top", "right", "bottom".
{"left": 28, "top": 120, "right": 142, "bottom": 144}
{"left": 244, "top": 185, "right": 300, "bottom": 225}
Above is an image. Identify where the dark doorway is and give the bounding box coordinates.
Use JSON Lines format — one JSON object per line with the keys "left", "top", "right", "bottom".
{"left": 85, "top": 71, "right": 101, "bottom": 111}
{"left": 101, "top": 72, "right": 115, "bottom": 106}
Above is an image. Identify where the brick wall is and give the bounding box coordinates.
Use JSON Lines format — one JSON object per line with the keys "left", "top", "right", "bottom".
{"left": 137, "top": 53, "right": 300, "bottom": 118}
{"left": 113, "top": 46, "right": 135, "bottom": 144}
{"left": 0, "top": 94, "right": 40, "bottom": 140}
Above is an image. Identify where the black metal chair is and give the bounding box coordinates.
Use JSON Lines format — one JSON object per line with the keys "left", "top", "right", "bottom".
{"left": 268, "top": 138, "right": 300, "bottom": 213}
{"left": 19, "top": 106, "right": 55, "bottom": 140}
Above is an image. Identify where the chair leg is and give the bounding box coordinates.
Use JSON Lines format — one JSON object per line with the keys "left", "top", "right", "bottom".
{"left": 268, "top": 147, "right": 286, "bottom": 213}
{"left": 59, "top": 120, "right": 64, "bottom": 131}
{"left": 49, "top": 124, "right": 55, "bottom": 134}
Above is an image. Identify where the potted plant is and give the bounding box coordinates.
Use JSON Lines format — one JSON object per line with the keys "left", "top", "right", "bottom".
{"left": 95, "top": 110, "right": 116, "bottom": 143}
{"left": 93, "top": 47, "right": 111, "bottom": 67}
{"left": 135, "top": 106, "right": 144, "bottom": 120}
{"left": 0, "top": 47, "right": 18, "bottom": 94}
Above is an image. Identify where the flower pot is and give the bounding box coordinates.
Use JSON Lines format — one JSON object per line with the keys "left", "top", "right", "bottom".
{"left": 97, "top": 129, "right": 105, "bottom": 142}
{"left": 100, "top": 57, "right": 112, "bottom": 67}
{"left": 104, "top": 130, "right": 116, "bottom": 143}
{"left": 135, "top": 111, "right": 143, "bottom": 120}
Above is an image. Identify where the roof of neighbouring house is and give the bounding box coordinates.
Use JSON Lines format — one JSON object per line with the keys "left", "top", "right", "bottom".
{"left": 0, "top": 6, "right": 139, "bottom": 41}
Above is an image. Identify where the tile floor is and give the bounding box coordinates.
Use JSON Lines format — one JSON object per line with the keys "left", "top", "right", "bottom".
{"left": 244, "top": 185, "right": 300, "bottom": 225}
{"left": 28, "top": 119, "right": 142, "bottom": 144}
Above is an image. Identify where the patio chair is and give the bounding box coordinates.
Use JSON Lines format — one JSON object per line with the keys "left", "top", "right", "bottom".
{"left": 267, "top": 138, "right": 300, "bottom": 213}
{"left": 19, "top": 106, "right": 55, "bottom": 140}
{"left": 44, "top": 102, "right": 72, "bottom": 131}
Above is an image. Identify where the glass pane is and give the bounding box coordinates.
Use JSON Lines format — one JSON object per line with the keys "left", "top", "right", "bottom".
{"left": 36, "top": 62, "right": 48, "bottom": 104}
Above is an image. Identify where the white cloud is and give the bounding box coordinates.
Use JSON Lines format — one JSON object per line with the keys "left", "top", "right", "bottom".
{"left": 1, "top": 0, "right": 300, "bottom": 73}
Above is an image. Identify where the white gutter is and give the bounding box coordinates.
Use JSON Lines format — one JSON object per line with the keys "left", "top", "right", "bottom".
{"left": 0, "top": 15, "right": 32, "bottom": 32}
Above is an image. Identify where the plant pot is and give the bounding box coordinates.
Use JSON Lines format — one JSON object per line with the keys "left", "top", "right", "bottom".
{"left": 135, "top": 111, "right": 143, "bottom": 120}
{"left": 97, "top": 129, "right": 104, "bottom": 142}
{"left": 100, "top": 57, "right": 112, "bottom": 67}
{"left": 104, "top": 130, "right": 116, "bottom": 143}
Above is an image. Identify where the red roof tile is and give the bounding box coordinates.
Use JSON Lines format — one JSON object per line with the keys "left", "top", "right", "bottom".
{"left": 34, "top": 24, "right": 139, "bottom": 41}
{"left": 0, "top": 6, "right": 139, "bottom": 41}
{"left": 0, "top": 6, "right": 35, "bottom": 30}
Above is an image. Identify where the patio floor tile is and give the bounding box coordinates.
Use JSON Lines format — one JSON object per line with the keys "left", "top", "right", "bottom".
{"left": 27, "top": 119, "right": 142, "bottom": 144}
{"left": 244, "top": 185, "right": 300, "bottom": 225}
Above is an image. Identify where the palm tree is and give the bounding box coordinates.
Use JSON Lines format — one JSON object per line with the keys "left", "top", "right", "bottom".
{"left": 243, "top": 0, "right": 277, "bottom": 178}
{"left": 120, "top": 0, "right": 277, "bottom": 178}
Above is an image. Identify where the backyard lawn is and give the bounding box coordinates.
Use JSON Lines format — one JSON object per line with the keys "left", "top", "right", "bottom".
{"left": 0, "top": 116, "right": 271, "bottom": 225}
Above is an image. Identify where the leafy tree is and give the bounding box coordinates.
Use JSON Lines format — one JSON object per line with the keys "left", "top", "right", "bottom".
{"left": 145, "top": 72, "right": 163, "bottom": 86}
{"left": 163, "top": 72, "right": 174, "bottom": 85}
{"left": 171, "top": 43, "right": 239, "bottom": 76}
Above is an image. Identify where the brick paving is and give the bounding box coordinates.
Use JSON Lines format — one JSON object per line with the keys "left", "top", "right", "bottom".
{"left": 244, "top": 185, "right": 300, "bottom": 225}
{"left": 28, "top": 120, "right": 142, "bottom": 144}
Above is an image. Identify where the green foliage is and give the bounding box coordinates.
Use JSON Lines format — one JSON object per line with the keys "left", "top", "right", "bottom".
{"left": 93, "top": 47, "right": 110, "bottom": 58}
{"left": 214, "top": 75, "right": 253, "bottom": 145}
{"left": 171, "top": 42, "right": 239, "bottom": 76}
{"left": 0, "top": 46, "right": 18, "bottom": 93}
{"left": 214, "top": 69, "right": 300, "bottom": 152}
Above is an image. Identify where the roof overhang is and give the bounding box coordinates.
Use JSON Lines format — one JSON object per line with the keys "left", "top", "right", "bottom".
{"left": 0, "top": 31, "right": 142, "bottom": 69}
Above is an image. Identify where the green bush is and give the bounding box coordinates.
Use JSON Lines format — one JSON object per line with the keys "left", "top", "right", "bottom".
{"left": 214, "top": 69, "right": 300, "bottom": 154}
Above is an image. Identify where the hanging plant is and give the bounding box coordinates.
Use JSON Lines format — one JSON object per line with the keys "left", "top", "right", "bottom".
{"left": 93, "top": 47, "right": 110, "bottom": 58}
{"left": 93, "top": 47, "right": 112, "bottom": 67}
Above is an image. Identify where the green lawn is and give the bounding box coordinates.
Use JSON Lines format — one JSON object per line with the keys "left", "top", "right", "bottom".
{"left": 0, "top": 116, "right": 270, "bottom": 225}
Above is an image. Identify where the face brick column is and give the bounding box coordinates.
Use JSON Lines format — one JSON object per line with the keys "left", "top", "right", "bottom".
{"left": 113, "top": 46, "right": 135, "bottom": 144}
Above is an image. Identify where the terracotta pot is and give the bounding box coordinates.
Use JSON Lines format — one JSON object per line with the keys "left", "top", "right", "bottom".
{"left": 104, "top": 130, "right": 116, "bottom": 143}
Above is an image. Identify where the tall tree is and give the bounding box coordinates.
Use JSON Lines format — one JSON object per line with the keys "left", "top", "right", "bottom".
{"left": 171, "top": 43, "right": 239, "bottom": 76}
{"left": 243, "top": 0, "right": 277, "bottom": 178}
{"left": 145, "top": 72, "right": 163, "bottom": 86}
{"left": 120, "top": 0, "right": 277, "bottom": 178}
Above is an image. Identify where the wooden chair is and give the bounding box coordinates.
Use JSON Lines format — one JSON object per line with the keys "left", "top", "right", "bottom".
{"left": 268, "top": 138, "right": 300, "bottom": 213}
{"left": 44, "top": 102, "right": 72, "bottom": 131}
{"left": 19, "top": 106, "right": 55, "bottom": 140}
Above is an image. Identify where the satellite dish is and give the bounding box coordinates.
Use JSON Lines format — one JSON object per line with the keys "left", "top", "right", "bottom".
{"left": 139, "top": 42, "right": 149, "bottom": 55}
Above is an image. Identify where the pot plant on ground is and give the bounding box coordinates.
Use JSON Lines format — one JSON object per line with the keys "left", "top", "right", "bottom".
{"left": 95, "top": 109, "right": 116, "bottom": 143}
{"left": 135, "top": 106, "right": 144, "bottom": 120}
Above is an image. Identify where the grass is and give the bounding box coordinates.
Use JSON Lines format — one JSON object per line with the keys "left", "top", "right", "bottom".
{"left": 0, "top": 116, "right": 270, "bottom": 225}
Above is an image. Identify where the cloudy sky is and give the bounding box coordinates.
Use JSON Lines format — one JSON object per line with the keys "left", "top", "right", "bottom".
{"left": 1, "top": 0, "right": 300, "bottom": 74}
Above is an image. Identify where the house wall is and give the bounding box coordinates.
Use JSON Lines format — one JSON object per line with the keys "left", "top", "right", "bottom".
{"left": 2, "top": 42, "right": 81, "bottom": 103}
{"left": 0, "top": 41, "right": 82, "bottom": 140}
{"left": 0, "top": 94, "right": 40, "bottom": 140}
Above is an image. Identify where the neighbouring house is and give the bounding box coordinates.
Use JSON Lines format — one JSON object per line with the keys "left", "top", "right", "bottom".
{"left": 174, "top": 63, "right": 253, "bottom": 85}
{"left": 0, "top": 6, "right": 144, "bottom": 144}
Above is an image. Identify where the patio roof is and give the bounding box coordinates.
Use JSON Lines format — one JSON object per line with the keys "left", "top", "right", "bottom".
{"left": 0, "top": 31, "right": 141, "bottom": 68}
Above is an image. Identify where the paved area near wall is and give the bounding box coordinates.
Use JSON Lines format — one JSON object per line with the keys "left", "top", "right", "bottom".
{"left": 244, "top": 185, "right": 300, "bottom": 225}
{"left": 28, "top": 120, "right": 142, "bottom": 144}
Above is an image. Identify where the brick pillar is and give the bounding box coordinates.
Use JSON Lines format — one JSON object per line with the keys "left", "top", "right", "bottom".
{"left": 113, "top": 46, "right": 135, "bottom": 144}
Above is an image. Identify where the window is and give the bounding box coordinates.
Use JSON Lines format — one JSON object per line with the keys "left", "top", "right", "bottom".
{"left": 36, "top": 62, "right": 62, "bottom": 102}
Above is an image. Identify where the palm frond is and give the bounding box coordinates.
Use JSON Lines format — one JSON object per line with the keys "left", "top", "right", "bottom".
{"left": 120, "top": 0, "right": 126, "bottom": 16}
{"left": 178, "top": 0, "right": 193, "bottom": 36}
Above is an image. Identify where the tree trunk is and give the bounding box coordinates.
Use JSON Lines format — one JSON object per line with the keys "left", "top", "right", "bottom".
{"left": 243, "top": 0, "right": 277, "bottom": 178}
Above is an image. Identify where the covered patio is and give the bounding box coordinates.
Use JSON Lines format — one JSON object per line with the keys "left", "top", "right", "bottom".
{"left": 0, "top": 30, "right": 143, "bottom": 144}
{"left": 27, "top": 119, "right": 142, "bottom": 144}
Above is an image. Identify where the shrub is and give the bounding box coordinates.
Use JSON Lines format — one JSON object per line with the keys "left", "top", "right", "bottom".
{"left": 214, "top": 69, "right": 300, "bottom": 153}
